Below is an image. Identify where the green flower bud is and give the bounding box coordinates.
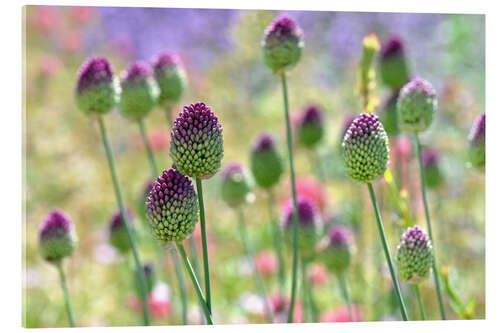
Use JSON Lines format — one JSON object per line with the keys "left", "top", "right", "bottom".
{"left": 397, "top": 78, "right": 437, "bottom": 133}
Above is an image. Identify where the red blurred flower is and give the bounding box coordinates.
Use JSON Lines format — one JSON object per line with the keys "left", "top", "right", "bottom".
{"left": 308, "top": 263, "right": 329, "bottom": 286}
{"left": 128, "top": 291, "right": 172, "bottom": 320}
{"left": 267, "top": 292, "right": 303, "bottom": 323}
{"left": 255, "top": 251, "right": 277, "bottom": 278}
{"left": 319, "top": 304, "right": 363, "bottom": 322}
{"left": 283, "top": 176, "right": 327, "bottom": 214}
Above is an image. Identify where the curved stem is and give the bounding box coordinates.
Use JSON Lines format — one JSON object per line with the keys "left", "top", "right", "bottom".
{"left": 176, "top": 242, "right": 213, "bottom": 324}
{"left": 97, "top": 116, "right": 151, "bottom": 325}
{"left": 55, "top": 261, "right": 75, "bottom": 327}
{"left": 337, "top": 273, "right": 353, "bottom": 321}
{"left": 195, "top": 178, "right": 211, "bottom": 314}
{"left": 188, "top": 237, "right": 205, "bottom": 324}
{"left": 173, "top": 251, "right": 189, "bottom": 324}
{"left": 414, "top": 133, "right": 446, "bottom": 320}
{"left": 138, "top": 118, "right": 159, "bottom": 177}
{"left": 237, "top": 208, "right": 273, "bottom": 322}
{"left": 367, "top": 182, "right": 409, "bottom": 321}
{"left": 267, "top": 189, "right": 285, "bottom": 290}
{"left": 280, "top": 72, "right": 300, "bottom": 323}
{"left": 414, "top": 284, "right": 426, "bottom": 320}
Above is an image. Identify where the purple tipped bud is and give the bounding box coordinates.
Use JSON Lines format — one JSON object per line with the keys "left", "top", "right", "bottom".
{"left": 250, "top": 132, "right": 284, "bottom": 188}
{"left": 76, "top": 56, "right": 119, "bottom": 115}
{"left": 134, "top": 263, "right": 155, "bottom": 295}
{"left": 108, "top": 208, "right": 134, "bottom": 254}
{"left": 170, "top": 102, "right": 224, "bottom": 179}
{"left": 220, "top": 163, "right": 254, "bottom": 208}
{"left": 468, "top": 113, "right": 485, "bottom": 168}
{"left": 297, "top": 105, "right": 325, "bottom": 148}
{"left": 422, "top": 148, "right": 444, "bottom": 188}
{"left": 262, "top": 15, "right": 303, "bottom": 73}
{"left": 397, "top": 77, "right": 437, "bottom": 133}
{"left": 39, "top": 210, "right": 77, "bottom": 262}
{"left": 320, "top": 226, "right": 353, "bottom": 272}
{"left": 380, "top": 36, "right": 410, "bottom": 89}
{"left": 151, "top": 52, "right": 187, "bottom": 104}
{"left": 342, "top": 113, "right": 389, "bottom": 183}
{"left": 145, "top": 168, "right": 199, "bottom": 243}
{"left": 396, "top": 226, "right": 433, "bottom": 284}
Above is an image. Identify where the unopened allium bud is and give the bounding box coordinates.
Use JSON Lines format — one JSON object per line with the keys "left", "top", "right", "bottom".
{"left": 170, "top": 102, "right": 224, "bottom": 179}
{"left": 39, "top": 210, "right": 77, "bottom": 262}
{"left": 76, "top": 56, "right": 119, "bottom": 115}
{"left": 250, "top": 133, "right": 284, "bottom": 189}
{"left": 468, "top": 113, "right": 485, "bottom": 168}
{"left": 151, "top": 52, "right": 187, "bottom": 104}
{"left": 108, "top": 208, "right": 134, "bottom": 254}
{"left": 380, "top": 36, "right": 410, "bottom": 90}
{"left": 297, "top": 105, "right": 324, "bottom": 148}
{"left": 378, "top": 90, "right": 400, "bottom": 137}
{"left": 342, "top": 113, "right": 389, "bottom": 183}
{"left": 134, "top": 263, "right": 155, "bottom": 295}
{"left": 119, "top": 61, "right": 159, "bottom": 120}
{"left": 282, "top": 196, "right": 319, "bottom": 260}
{"left": 396, "top": 226, "right": 433, "bottom": 284}
{"left": 220, "top": 163, "right": 254, "bottom": 208}
{"left": 146, "top": 168, "right": 199, "bottom": 243}
{"left": 320, "top": 226, "right": 353, "bottom": 273}
{"left": 397, "top": 78, "right": 437, "bottom": 133}
{"left": 262, "top": 15, "right": 303, "bottom": 73}
{"left": 422, "top": 148, "right": 444, "bottom": 188}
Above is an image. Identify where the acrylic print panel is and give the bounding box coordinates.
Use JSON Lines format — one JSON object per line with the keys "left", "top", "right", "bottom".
{"left": 23, "top": 5, "right": 485, "bottom": 327}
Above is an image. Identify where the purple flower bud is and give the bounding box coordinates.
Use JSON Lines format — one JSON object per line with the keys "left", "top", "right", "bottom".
{"left": 134, "top": 263, "right": 155, "bottom": 295}
{"left": 250, "top": 132, "right": 284, "bottom": 189}
{"left": 151, "top": 52, "right": 187, "bottom": 104}
{"left": 76, "top": 56, "right": 119, "bottom": 115}
{"left": 397, "top": 77, "right": 437, "bottom": 133}
{"left": 170, "top": 102, "right": 224, "bottom": 179}
{"left": 297, "top": 105, "right": 325, "bottom": 148}
{"left": 396, "top": 226, "right": 433, "bottom": 284}
{"left": 145, "top": 168, "right": 199, "bottom": 243}
{"left": 320, "top": 225, "right": 353, "bottom": 272}
{"left": 262, "top": 15, "right": 303, "bottom": 73}
{"left": 108, "top": 208, "right": 134, "bottom": 253}
{"left": 380, "top": 36, "right": 410, "bottom": 89}
{"left": 468, "top": 113, "right": 485, "bottom": 168}
{"left": 220, "top": 163, "right": 254, "bottom": 208}
{"left": 421, "top": 147, "right": 444, "bottom": 187}
{"left": 39, "top": 210, "right": 77, "bottom": 262}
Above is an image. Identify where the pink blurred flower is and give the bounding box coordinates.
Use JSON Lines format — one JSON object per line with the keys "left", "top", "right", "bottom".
{"left": 308, "top": 263, "right": 329, "bottom": 286}
{"left": 255, "top": 251, "right": 277, "bottom": 278}
{"left": 60, "top": 30, "right": 83, "bottom": 53}
{"left": 70, "top": 6, "right": 95, "bottom": 25}
{"left": 38, "top": 54, "right": 62, "bottom": 78}
{"left": 283, "top": 176, "right": 327, "bottom": 214}
{"left": 32, "top": 6, "right": 60, "bottom": 31}
{"left": 136, "top": 127, "right": 170, "bottom": 152}
{"left": 394, "top": 136, "right": 412, "bottom": 160}
{"left": 193, "top": 222, "right": 215, "bottom": 255}
{"left": 319, "top": 304, "right": 363, "bottom": 322}
{"left": 128, "top": 283, "right": 172, "bottom": 320}
{"left": 267, "top": 292, "right": 303, "bottom": 323}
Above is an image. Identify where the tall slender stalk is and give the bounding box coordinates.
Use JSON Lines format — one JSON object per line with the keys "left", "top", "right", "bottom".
{"left": 236, "top": 208, "right": 273, "bottom": 322}
{"left": 97, "top": 116, "right": 151, "bottom": 325}
{"left": 367, "top": 182, "right": 409, "bottom": 321}
{"left": 414, "top": 134, "right": 446, "bottom": 320}
{"left": 55, "top": 261, "right": 75, "bottom": 327}
{"left": 266, "top": 189, "right": 285, "bottom": 290}
{"left": 195, "top": 178, "right": 212, "bottom": 313}
{"left": 189, "top": 237, "right": 205, "bottom": 324}
{"left": 280, "top": 72, "right": 300, "bottom": 323}
{"left": 413, "top": 284, "right": 426, "bottom": 320}
{"left": 300, "top": 260, "right": 309, "bottom": 322}
{"left": 138, "top": 117, "right": 189, "bottom": 324}
{"left": 302, "top": 259, "right": 318, "bottom": 322}
{"left": 337, "top": 273, "right": 353, "bottom": 321}
{"left": 175, "top": 242, "right": 213, "bottom": 324}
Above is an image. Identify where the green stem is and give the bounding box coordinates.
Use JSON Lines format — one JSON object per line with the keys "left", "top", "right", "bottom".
{"left": 176, "top": 242, "right": 213, "bottom": 324}
{"left": 138, "top": 118, "right": 159, "bottom": 177}
{"left": 195, "top": 178, "right": 212, "bottom": 314}
{"left": 267, "top": 189, "right": 285, "bottom": 290}
{"left": 280, "top": 72, "right": 300, "bottom": 324}
{"left": 302, "top": 260, "right": 318, "bottom": 322}
{"left": 189, "top": 237, "right": 205, "bottom": 324}
{"left": 414, "top": 284, "right": 426, "bottom": 320}
{"left": 97, "top": 116, "right": 151, "bottom": 326}
{"left": 237, "top": 208, "right": 273, "bottom": 322}
{"left": 300, "top": 260, "right": 309, "bottom": 322}
{"left": 414, "top": 133, "right": 446, "bottom": 320}
{"left": 55, "top": 261, "right": 75, "bottom": 327}
{"left": 173, "top": 250, "right": 189, "bottom": 324}
{"left": 367, "top": 182, "right": 409, "bottom": 321}
{"left": 337, "top": 273, "right": 353, "bottom": 321}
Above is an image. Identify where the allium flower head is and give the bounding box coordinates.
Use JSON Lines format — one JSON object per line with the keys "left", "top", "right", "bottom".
{"left": 396, "top": 226, "right": 433, "bottom": 284}
{"left": 342, "top": 113, "right": 389, "bottom": 183}
{"left": 145, "top": 168, "right": 199, "bottom": 243}
{"left": 319, "top": 226, "right": 353, "bottom": 272}
{"left": 151, "top": 52, "right": 187, "bottom": 104}
{"left": 250, "top": 133, "right": 284, "bottom": 189}
{"left": 39, "top": 210, "right": 77, "bottom": 262}
{"left": 380, "top": 36, "right": 410, "bottom": 89}
{"left": 297, "top": 105, "right": 324, "bottom": 148}
{"left": 119, "top": 61, "right": 159, "bottom": 120}
{"left": 422, "top": 148, "right": 444, "bottom": 188}
{"left": 76, "top": 56, "right": 119, "bottom": 115}
{"left": 170, "top": 102, "right": 224, "bottom": 179}
{"left": 282, "top": 196, "right": 319, "bottom": 260}
{"left": 262, "top": 15, "right": 303, "bottom": 73}
{"left": 397, "top": 77, "right": 437, "bottom": 133}
{"left": 134, "top": 263, "right": 156, "bottom": 295}
{"left": 108, "top": 208, "right": 134, "bottom": 254}
{"left": 220, "top": 163, "right": 254, "bottom": 208}
{"left": 468, "top": 113, "right": 485, "bottom": 168}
